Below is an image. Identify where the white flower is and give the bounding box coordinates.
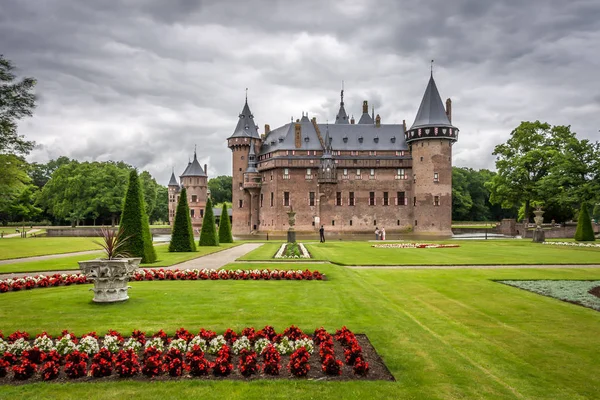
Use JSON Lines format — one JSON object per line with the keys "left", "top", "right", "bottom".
{"left": 144, "top": 336, "right": 165, "bottom": 352}
{"left": 168, "top": 338, "right": 188, "bottom": 352}
{"left": 123, "top": 338, "right": 142, "bottom": 352}
{"left": 207, "top": 335, "right": 227, "bottom": 354}
{"left": 0, "top": 338, "right": 7, "bottom": 354}
{"left": 9, "top": 338, "right": 31, "bottom": 355}
{"left": 78, "top": 336, "right": 100, "bottom": 355}
{"left": 232, "top": 336, "right": 251, "bottom": 355}
{"left": 102, "top": 335, "right": 121, "bottom": 353}
{"left": 275, "top": 337, "right": 294, "bottom": 355}
{"left": 55, "top": 335, "right": 77, "bottom": 356}
{"left": 254, "top": 338, "right": 270, "bottom": 355}
{"left": 187, "top": 336, "right": 207, "bottom": 353}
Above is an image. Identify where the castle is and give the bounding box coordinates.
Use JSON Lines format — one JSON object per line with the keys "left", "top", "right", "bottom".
{"left": 167, "top": 152, "right": 209, "bottom": 229}
{"left": 227, "top": 73, "right": 459, "bottom": 236}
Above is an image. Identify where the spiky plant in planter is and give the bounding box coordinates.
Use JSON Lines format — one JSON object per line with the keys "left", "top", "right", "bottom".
{"left": 94, "top": 227, "right": 132, "bottom": 259}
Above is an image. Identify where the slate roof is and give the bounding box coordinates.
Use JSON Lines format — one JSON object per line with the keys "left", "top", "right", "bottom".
{"left": 180, "top": 151, "right": 206, "bottom": 177}
{"left": 410, "top": 74, "right": 453, "bottom": 130}
{"left": 335, "top": 90, "right": 349, "bottom": 124}
{"left": 168, "top": 171, "right": 179, "bottom": 186}
{"left": 229, "top": 100, "right": 261, "bottom": 139}
{"left": 357, "top": 112, "right": 374, "bottom": 124}
{"left": 246, "top": 141, "right": 258, "bottom": 173}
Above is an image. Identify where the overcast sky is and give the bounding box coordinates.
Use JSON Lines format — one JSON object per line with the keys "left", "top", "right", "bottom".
{"left": 2, "top": 0, "right": 599, "bottom": 185}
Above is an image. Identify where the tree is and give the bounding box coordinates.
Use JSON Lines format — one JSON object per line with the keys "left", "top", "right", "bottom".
{"left": 169, "top": 188, "right": 196, "bottom": 252}
{"left": 139, "top": 171, "right": 158, "bottom": 218}
{"left": 0, "top": 154, "right": 30, "bottom": 219}
{"left": 199, "top": 197, "right": 218, "bottom": 246}
{"left": 29, "top": 156, "right": 72, "bottom": 189}
{"left": 218, "top": 203, "right": 233, "bottom": 243}
{"left": 150, "top": 185, "right": 169, "bottom": 224}
{"left": 119, "top": 170, "right": 156, "bottom": 263}
{"left": 208, "top": 176, "right": 232, "bottom": 204}
{"left": 0, "top": 55, "right": 36, "bottom": 156}
{"left": 574, "top": 202, "right": 595, "bottom": 241}
{"left": 593, "top": 204, "right": 600, "bottom": 223}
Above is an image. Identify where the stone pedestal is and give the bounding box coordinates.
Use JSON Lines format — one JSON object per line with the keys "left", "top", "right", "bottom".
{"left": 287, "top": 230, "right": 296, "bottom": 243}
{"left": 78, "top": 258, "right": 141, "bottom": 303}
{"left": 532, "top": 229, "right": 545, "bottom": 243}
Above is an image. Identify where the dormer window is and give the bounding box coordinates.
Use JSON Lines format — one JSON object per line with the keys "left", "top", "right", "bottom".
{"left": 391, "top": 137, "right": 396, "bottom": 143}
{"left": 358, "top": 136, "right": 363, "bottom": 143}
{"left": 270, "top": 140, "right": 275, "bottom": 146}
{"left": 249, "top": 115, "right": 254, "bottom": 119}
{"left": 374, "top": 136, "right": 379, "bottom": 143}
{"left": 304, "top": 136, "right": 310, "bottom": 142}
{"left": 278, "top": 137, "right": 284, "bottom": 143}
{"left": 343, "top": 135, "right": 348, "bottom": 143}
{"left": 244, "top": 125, "right": 249, "bottom": 130}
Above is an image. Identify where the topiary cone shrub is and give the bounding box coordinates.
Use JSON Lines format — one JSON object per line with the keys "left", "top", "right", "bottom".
{"left": 199, "top": 197, "right": 219, "bottom": 246}
{"left": 218, "top": 203, "right": 233, "bottom": 243}
{"left": 120, "top": 170, "right": 156, "bottom": 263}
{"left": 575, "top": 202, "right": 595, "bottom": 241}
{"left": 169, "top": 188, "right": 197, "bottom": 252}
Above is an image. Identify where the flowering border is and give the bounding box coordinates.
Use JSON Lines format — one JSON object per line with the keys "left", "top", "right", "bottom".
{"left": 542, "top": 242, "right": 600, "bottom": 248}
{"left": 0, "top": 269, "right": 325, "bottom": 294}
{"left": 274, "top": 243, "right": 311, "bottom": 259}
{"left": 371, "top": 243, "right": 460, "bottom": 249}
{"left": 0, "top": 326, "right": 381, "bottom": 382}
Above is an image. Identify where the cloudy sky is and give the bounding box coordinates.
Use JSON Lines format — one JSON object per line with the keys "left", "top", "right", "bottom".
{"left": 2, "top": 0, "right": 599, "bottom": 185}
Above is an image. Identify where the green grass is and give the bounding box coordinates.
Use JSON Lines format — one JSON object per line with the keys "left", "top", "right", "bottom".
{"left": 0, "top": 243, "right": 241, "bottom": 274}
{"left": 238, "top": 242, "right": 326, "bottom": 261}
{"left": 304, "top": 240, "right": 600, "bottom": 265}
{"left": 0, "top": 237, "right": 102, "bottom": 260}
{"left": 0, "top": 264, "right": 599, "bottom": 399}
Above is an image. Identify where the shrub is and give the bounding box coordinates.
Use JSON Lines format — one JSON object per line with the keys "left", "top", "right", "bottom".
{"left": 288, "top": 347, "right": 311, "bottom": 377}
{"left": 218, "top": 203, "right": 233, "bottom": 243}
{"left": 12, "top": 359, "right": 37, "bottom": 380}
{"left": 120, "top": 169, "right": 157, "bottom": 263}
{"left": 238, "top": 349, "right": 260, "bottom": 377}
{"left": 45, "top": 350, "right": 62, "bottom": 365}
{"left": 0, "top": 359, "right": 9, "bottom": 378}
{"left": 163, "top": 348, "right": 187, "bottom": 377}
{"left": 186, "top": 345, "right": 211, "bottom": 376}
{"left": 575, "top": 202, "right": 595, "bottom": 241}
{"left": 40, "top": 361, "right": 60, "bottom": 381}
{"left": 199, "top": 197, "right": 219, "bottom": 246}
{"left": 212, "top": 345, "right": 232, "bottom": 377}
{"left": 169, "top": 188, "right": 197, "bottom": 252}
{"left": 90, "top": 347, "right": 114, "bottom": 377}
{"left": 64, "top": 351, "right": 88, "bottom": 378}
{"left": 141, "top": 347, "right": 162, "bottom": 377}
{"left": 343, "top": 342, "right": 363, "bottom": 366}
{"left": 353, "top": 357, "right": 370, "bottom": 376}
{"left": 321, "top": 354, "right": 343, "bottom": 376}
{"left": 22, "top": 347, "right": 45, "bottom": 364}
{"left": 115, "top": 349, "right": 140, "bottom": 378}
{"left": 262, "top": 344, "right": 281, "bottom": 375}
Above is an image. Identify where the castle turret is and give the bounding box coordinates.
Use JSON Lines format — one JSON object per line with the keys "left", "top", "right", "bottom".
{"left": 167, "top": 170, "right": 180, "bottom": 225}
{"left": 405, "top": 73, "right": 458, "bottom": 235}
{"left": 227, "top": 96, "right": 262, "bottom": 234}
{"left": 179, "top": 149, "right": 208, "bottom": 229}
{"left": 334, "top": 89, "right": 349, "bottom": 124}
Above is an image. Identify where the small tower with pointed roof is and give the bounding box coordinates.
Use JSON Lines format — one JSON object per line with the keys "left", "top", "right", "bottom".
{"left": 335, "top": 89, "right": 349, "bottom": 124}
{"left": 168, "top": 149, "right": 209, "bottom": 229}
{"left": 227, "top": 93, "right": 262, "bottom": 234}
{"left": 167, "top": 170, "right": 180, "bottom": 225}
{"left": 406, "top": 69, "right": 459, "bottom": 235}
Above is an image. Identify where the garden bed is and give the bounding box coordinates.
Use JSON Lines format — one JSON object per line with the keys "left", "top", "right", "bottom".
{"left": 0, "top": 326, "right": 393, "bottom": 384}
{"left": 498, "top": 280, "right": 600, "bottom": 311}
{"left": 274, "top": 243, "right": 311, "bottom": 259}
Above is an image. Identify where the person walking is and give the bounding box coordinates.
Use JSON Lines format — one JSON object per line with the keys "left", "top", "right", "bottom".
{"left": 375, "top": 227, "right": 380, "bottom": 241}
{"left": 319, "top": 225, "right": 325, "bottom": 243}
{"left": 381, "top": 227, "right": 386, "bottom": 241}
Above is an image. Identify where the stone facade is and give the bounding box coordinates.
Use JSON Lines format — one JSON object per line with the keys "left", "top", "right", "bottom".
{"left": 228, "top": 75, "right": 459, "bottom": 236}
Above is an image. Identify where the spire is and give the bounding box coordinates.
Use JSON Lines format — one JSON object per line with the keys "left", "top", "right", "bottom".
{"left": 323, "top": 124, "right": 332, "bottom": 154}
{"left": 358, "top": 100, "right": 374, "bottom": 124}
{"left": 229, "top": 92, "right": 261, "bottom": 139}
{"left": 168, "top": 170, "right": 179, "bottom": 186}
{"left": 410, "top": 73, "right": 453, "bottom": 130}
{"left": 335, "top": 84, "right": 349, "bottom": 124}
{"left": 181, "top": 149, "right": 207, "bottom": 177}
{"left": 245, "top": 140, "right": 258, "bottom": 173}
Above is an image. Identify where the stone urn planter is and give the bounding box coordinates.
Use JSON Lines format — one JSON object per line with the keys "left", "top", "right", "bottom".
{"left": 78, "top": 258, "right": 141, "bottom": 303}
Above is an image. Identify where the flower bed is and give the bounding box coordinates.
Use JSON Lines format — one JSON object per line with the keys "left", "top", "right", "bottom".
{"left": 0, "top": 326, "right": 393, "bottom": 383}
{"left": 274, "top": 243, "right": 311, "bottom": 259}
{"left": 498, "top": 280, "right": 600, "bottom": 311}
{"left": 0, "top": 269, "right": 325, "bottom": 294}
{"left": 371, "top": 243, "right": 460, "bottom": 249}
{"left": 542, "top": 242, "right": 600, "bottom": 248}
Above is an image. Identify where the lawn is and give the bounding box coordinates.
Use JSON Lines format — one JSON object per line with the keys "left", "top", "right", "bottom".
{"left": 0, "top": 237, "right": 102, "bottom": 260}
{"left": 0, "top": 264, "right": 598, "bottom": 399}
{"left": 0, "top": 243, "right": 241, "bottom": 274}
{"left": 237, "top": 242, "right": 327, "bottom": 262}
{"left": 304, "top": 240, "right": 600, "bottom": 265}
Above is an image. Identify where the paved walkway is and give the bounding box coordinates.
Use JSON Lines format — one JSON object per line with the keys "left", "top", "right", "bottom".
{"left": 1, "top": 228, "right": 42, "bottom": 239}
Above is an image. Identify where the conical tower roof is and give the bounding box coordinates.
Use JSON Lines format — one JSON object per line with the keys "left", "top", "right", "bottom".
{"left": 180, "top": 150, "right": 206, "bottom": 177}
{"left": 245, "top": 140, "right": 258, "bottom": 173}
{"left": 410, "top": 74, "right": 453, "bottom": 130}
{"left": 168, "top": 171, "right": 179, "bottom": 186}
{"left": 335, "top": 89, "right": 349, "bottom": 124}
{"left": 229, "top": 97, "right": 261, "bottom": 139}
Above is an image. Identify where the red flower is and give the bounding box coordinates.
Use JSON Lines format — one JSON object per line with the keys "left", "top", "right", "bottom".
{"left": 152, "top": 329, "right": 168, "bottom": 344}
{"left": 174, "top": 327, "right": 193, "bottom": 343}
{"left": 238, "top": 349, "right": 260, "bottom": 377}
{"left": 12, "top": 359, "right": 37, "bottom": 380}
{"left": 353, "top": 357, "right": 369, "bottom": 376}
{"left": 90, "top": 347, "right": 114, "bottom": 377}
{"left": 186, "top": 345, "right": 211, "bottom": 376}
{"left": 142, "top": 347, "right": 163, "bottom": 377}
{"left": 7, "top": 330, "right": 30, "bottom": 343}
{"left": 262, "top": 344, "right": 281, "bottom": 375}
{"left": 321, "top": 354, "right": 343, "bottom": 376}
{"left": 198, "top": 328, "right": 216, "bottom": 342}
{"left": 115, "top": 349, "right": 140, "bottom": 377}
{"left": 64, "top": 351, "right": 88, "bottom": 378}
{"left": 3, "top": 352, "right": 17, "bottom": 365}
{"left": 163, "top": 348, "right": 187, "bottom": 377}
{"left": 288, "top": 347, "right": 311, "bottom": 377}
{"left": 22, "top": 347, "right": 46, "bottom": 364}
{"left": 223, "top": 329, "right": 237, "bottom": 344}
{"left": 106, "top": 329, "right": 124, "bottom": 344}
{"left": 283, "top": 325, "right": 306, "bottom": 341}
{"left": 82, "top": 331, "right": 99, "bottom": 340}
{"left": 131, "top": 329, "right": 146, "bottom": 345}
{"left": 40, "top": 360, "right": 60, "bottom": 380}
{"left": 0, "top": 359, "right": 9, "bottom": 378}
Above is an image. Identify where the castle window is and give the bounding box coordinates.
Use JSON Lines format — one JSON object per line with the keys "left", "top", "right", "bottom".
{"left": 332, "top": 220, "right": 335, "bottom": 226}
{"left": 283, "top": 192, "right": 290, "bottom": 206}
{"left": 397, "top": 191, "right": 406, "bottom": 206}
{"left": 241, "top": 156, "right": 245, "bottom": 160}
{"left": 374, "top": 220, "right": 377, "bottom": 226}
{"left": 191, "top": 209, "right": 195, "bottom": 218}
{"left": 191, "top": 195, "right": 197, "bottom": 203}
{"left": 270, "top": 171, "right": 273, "bottom": 181}
{"left": 349, "top": 192, "right": 355, "bottom": 206}
{"left": 306, "top": 168, "right": 312, "bottom": 179}
{"left": 397, "top": 219, "right": 400, "bottom": 226}
{"left": 434, "top": 196, "right": 440, "bottom": 206}
{"left": 413, "top": 197, "right": 417, "bottom": 206}
{"left": 309, "top": 192, "right": 315, "bottom": 206}
{"left": 239, "top": 199, "right": 243, "bottom": 208}
{"left": 260, "top": 193, "right": 264, "bottom": 207}
{"left": 343, "top": 136, "right": 348, "bottom": 143}
{"left": 356, "top": 169, "right": 361, "bottom": 176}
{"left": 369, "top": 192, "right": 375, "bottom": 206}
{"left": 270, "top": 192, "right": 274, "bottom": 207}
{"left": 413, "top": 174, "right": 416, "bottom": 183}
{"left": 343, "top": 168, "right": 348, "bottom": 176}
{"left": 239, "top": 183, "right": 243, "bottom": 189}
{"left": 370, "top": 168, "right": 375, "bottom": 176}
{"left": 200, "top": 209, "right": 204, "bottom": 218}
{"left": 349, "top": 220, "right": 353, "bottom": 226}
{"left": 396, "top": 168, "right": 406, "bottom": 180}
{"left": 383, "top": 192, "right": 389, "bottom": 206}
{"left": 434, "top": 172, "right": 439, "bottom": 182}
{"left": 420, "top": 156, "right": 423, "bottom": 162}
{"left": 239, "top": 168, "right": 242, "bottom": 171}
{"left": 391, "top": 137, "right": 396, "bottom": 143}
{"left": 283, "top": 168, "right": 290, "bottom": 179}
{"left": 358, "top": 136, "right": 363, "bottom": 143}
{"left": 336, "top": 192, "right": 342, "bottom": 206}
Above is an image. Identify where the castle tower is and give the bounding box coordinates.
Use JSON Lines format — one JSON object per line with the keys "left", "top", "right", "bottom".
{"left": 227, "top": 97, "right": 262, "bottom": 235}
{"left": 167, "top": 170, "right": 180, "bottom": 225}
{"left": 405, "top": 73, "right": 459, "bottom": 235}
{"left": 179, "top": 150, "right": 208, "bottom": 229}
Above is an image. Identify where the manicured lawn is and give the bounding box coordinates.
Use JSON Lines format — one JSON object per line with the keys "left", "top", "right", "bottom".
{"left": 237, "top": 242, "right": 326, "bottom": 261}
{"left": 304, "top": 240, "right": 600, "bottom": 265}
{"left": 0, "top": 237, "right": 102, "bottom": 260}
{"left": 0, "top": 264, "right": 599, "bottom": 399}
{"left": 0, "top": 243, "right": 241, "bottom": 274}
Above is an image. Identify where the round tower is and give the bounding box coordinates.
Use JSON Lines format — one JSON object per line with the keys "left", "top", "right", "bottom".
{"left": 227, "top": 97, "right": 262, "bottom": 235}
{"left": 405, "top": 73, "right": 459, "bottom": 236}
{"left": 167, "top": 170, "right": 180, "bottom": 226}
{"left": 179, "top": 150, "right": 208, "bottom": 229}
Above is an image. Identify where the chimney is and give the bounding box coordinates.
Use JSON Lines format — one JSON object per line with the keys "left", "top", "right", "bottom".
{"left": 375, "top": 114, "right": 381, "bottom": 127}
{"left": 350, "top": 115, "right": 355, "bottom": 124}
{"left": 204, "top": 164, "right": 207, "bottom": 175}
{"left": 445, "top": 98, "right": 452, "bottom": 123}
{"left": 402, "top": 119, "right": 407, "bottom": 133}
{"left": 362, "top": 100, "right": 368, "bottom": 114}
{"left": 264, "top": 124, "right": 270, "bottom": 134}
{"left": 260, "top": 133, "right": 265, "bottom": 140}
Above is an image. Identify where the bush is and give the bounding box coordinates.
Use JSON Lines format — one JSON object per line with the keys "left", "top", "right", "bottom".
{"left": 90, "top": 347, "right": 114, "bottom": 377}
{"left": 163, "top": 348, "right": 186, "bottom": 377}
{"left": 12, "top": 359, "right": 37, "bottom": 380}
{"left": 120, "top": 169, "right": 157, "bottom": 263}
{"left": 218, "top": 203, "right": 233, "bottom": 243}
{"left": 212, "top": 345, "right": 232, "bottom": 377}
{"left": 64, "top": 351, "right": 88, "bottom": 379}
{"left": 288, "top": 347, "right": 311, "bottom": 377}
{"left": 237, "top": 349, "right": 260, "bottom": 377}
{"left": 321, "top": 354, "right": 343, "bottom": 376}
{"left": 199, "top": 197, "right": 219, "bottom": 246}
{"left": 40, "top": 361, "right": 60, "bottom": 381}
{"left": 575, "top": 202, "right": 595, "bottom": 241}
{"left": 262, "top": 344, "right": 281, "bottom": 375}
{"left": 115, "top": 349, "right": 140, "bottom": 377}
{"left": 141, "top": 347, "right": 162, "bottom": 377}
{"left": 186, "top": 345, "right": 211, "bottom": 376}
{"left": 169, "top": 188, "right": 197, "bottom": 252}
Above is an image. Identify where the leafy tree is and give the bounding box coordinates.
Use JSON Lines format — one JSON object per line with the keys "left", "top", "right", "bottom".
{"left": 0, "top": 154, "right": 30, "bottom": 218}
{"left": 218, "top": 203, "right": 233, "bottom": 243}
{"left": 9, "top": 185, "right": 41, "bottom": 222}
{"left": 199, "top": 197, "right": 218, "bottom": 246}
{"left": 574, "top": 202, "right": 595, "bottom": 241}
{"left": 139, "top": 171, "right": 158, "bottom": 217}
{"left": 119, "top": 170, "right": 156, "bottom": 262}
{"left": 150, "top": 185, "right": 169, "bottom": 224}
{"left": 29, "top": 156, "right": 72, "bottom": 188}
{"left": 169, "top": 188, "right": 196, "bottom": 252}
{"left": 208, "top": 176, "right": 232, "bottom": 204}
{"left": 593, "top": 204, "right": 600, "bottom": 223}
{"left": 0, "top": 55, "right": 36, "bottom": 156}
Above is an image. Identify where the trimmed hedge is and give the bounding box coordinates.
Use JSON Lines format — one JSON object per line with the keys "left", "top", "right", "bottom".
{"left": 218, "top": 203, "right": 233, "bottom": 243}
{"left": 199, "top": 197, "right": 218, "bottom": 246}
{"left": 575, "top": 202, "right": 595, "bottom": 241}
{"left": 169, "top": 188, "right": 197, "bottom": 252}
{"left": 120, "top": 170, "right": 157, "bottom": 263}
